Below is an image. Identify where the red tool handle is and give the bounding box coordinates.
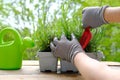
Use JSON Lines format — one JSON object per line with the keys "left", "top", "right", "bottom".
{"left": 80, "top": 26, "right": 92, "bottom": 49}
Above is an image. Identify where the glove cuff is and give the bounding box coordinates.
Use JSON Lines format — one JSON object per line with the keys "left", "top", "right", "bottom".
{"left": 100, "top": 5, "right": 109, "bottom": 24}
{"left": 71, "top": 50, "right": 84, "bottom": 64}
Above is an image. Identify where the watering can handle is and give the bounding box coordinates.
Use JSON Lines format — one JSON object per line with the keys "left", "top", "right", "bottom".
{"left": 0, "top": 27, "right": 22, "bottom": 45}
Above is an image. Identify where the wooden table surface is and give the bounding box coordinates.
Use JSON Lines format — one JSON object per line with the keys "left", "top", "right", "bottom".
{"left": 0, "top": 60, "right": 120, "bottom": 80}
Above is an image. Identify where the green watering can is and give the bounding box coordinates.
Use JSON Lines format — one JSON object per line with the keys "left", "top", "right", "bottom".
{"left": 0, "top": 27, "right": 35, "bottom": 70}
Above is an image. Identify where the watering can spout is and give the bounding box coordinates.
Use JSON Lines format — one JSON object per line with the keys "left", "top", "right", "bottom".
{"left": 22, "top": 37, "right": 35, "bottom": 51}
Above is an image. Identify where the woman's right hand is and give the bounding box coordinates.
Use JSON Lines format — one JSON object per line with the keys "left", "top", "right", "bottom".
{"left": 82, "top": 6, "right": 109, "bottom": 28}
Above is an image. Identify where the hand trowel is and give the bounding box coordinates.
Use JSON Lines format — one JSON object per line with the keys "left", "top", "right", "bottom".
{"left": 80, "top": 26, "right": 92, "bottom": 49}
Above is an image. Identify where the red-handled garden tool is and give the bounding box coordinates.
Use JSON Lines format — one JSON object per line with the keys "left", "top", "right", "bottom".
{"left": 80, "top": 26, "right": 92, "bottom": 49}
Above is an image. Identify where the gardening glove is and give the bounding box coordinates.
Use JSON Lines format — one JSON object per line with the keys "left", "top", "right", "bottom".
{"left": 50, "top": 33, "right": 84, "bottom": 64}
{"left": 82, "top": 5, "right": 109, "bottom": 28}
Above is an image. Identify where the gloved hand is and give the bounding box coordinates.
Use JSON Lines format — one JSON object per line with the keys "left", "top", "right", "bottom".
{"left": 50, "top": 34, "right": 84, "bottom": 64}
{"left": 82, "top": 6, "right": 109, "bottom": 28}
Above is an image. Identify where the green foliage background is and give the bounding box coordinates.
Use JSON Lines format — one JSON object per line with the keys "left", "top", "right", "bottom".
{"left": 0, "top": 0, "right": 120, "bottom": 61}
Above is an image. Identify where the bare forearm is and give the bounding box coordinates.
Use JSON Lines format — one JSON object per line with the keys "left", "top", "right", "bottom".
{"left": 74, "top": 53, "right": 120, "bottom": 80}
{"left": 104, "top": 7, "right": 120, "bottom": 23}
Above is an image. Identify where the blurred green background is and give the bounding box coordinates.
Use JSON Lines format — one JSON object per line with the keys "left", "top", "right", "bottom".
{"left": 1, "top": 0, "right": 120, "bottom": 61}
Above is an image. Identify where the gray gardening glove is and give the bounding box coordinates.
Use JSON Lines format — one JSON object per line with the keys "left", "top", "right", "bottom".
{"left": 50, "top": 34, "right": 84, "bottom": 64}
{"left": 82, "top": 6, "right": 109, "bottom": 28}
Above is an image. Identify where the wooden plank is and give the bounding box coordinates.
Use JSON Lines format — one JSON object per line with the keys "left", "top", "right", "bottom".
{"left": 0, "top": 75, "right": 84, "bottom": 80}
{"left": 0, "top": 60, "right": 120, "bottom": 80}
{"left": 22, "top": 60, "right": 39, "bottom": 66}
{"left": 0, "top": 66, "right": 40, "bottom": 75}
{"left": 0, "top": 65, "right": 120, "bottom": 75}
{"left": 0, "top": 64, "right": 82, "bottom": 80}
{"left": 101, "top": 61, "right": 120, "bottom": 66}
{"left": 23, "top": 60, "right": 120, "bottom": 66}
{"left": 0, "top": 62, "right": 83, "bottom": 80}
